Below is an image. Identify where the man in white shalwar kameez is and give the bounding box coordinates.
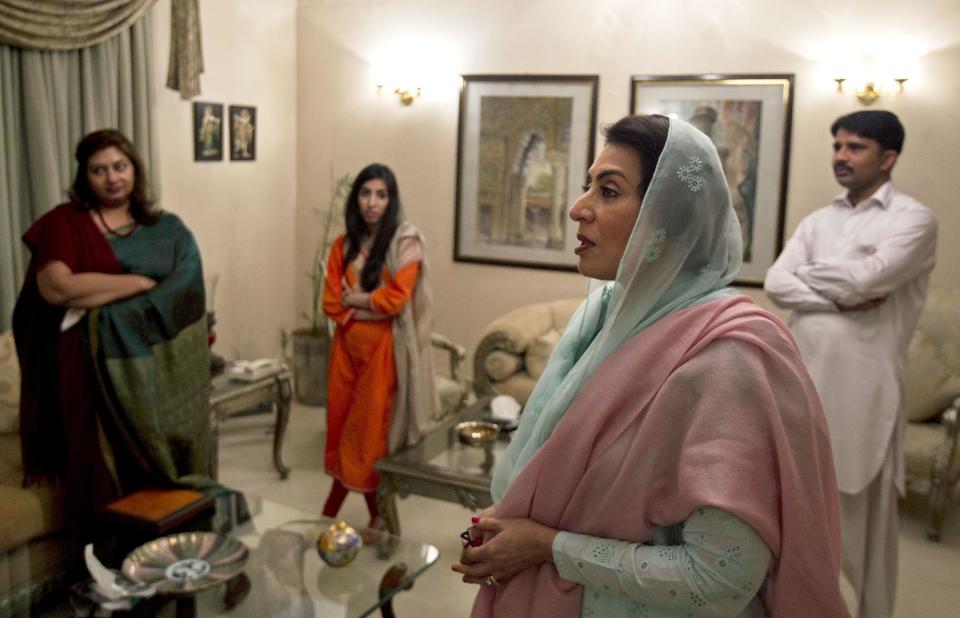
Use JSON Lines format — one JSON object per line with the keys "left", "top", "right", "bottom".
{"left": 763, "top": 110, "right": 937, "bottom": 618}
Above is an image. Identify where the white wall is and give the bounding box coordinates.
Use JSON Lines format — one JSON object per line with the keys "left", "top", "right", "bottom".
{"left": 152, "top": 0, "right": 298, "bottom": 360}
{"left": 297, "top": 0, "right": 960, "bottom": 359}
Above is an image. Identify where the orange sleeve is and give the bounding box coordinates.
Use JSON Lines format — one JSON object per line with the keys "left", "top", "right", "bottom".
{"left": 322, "top": 237, "right": 353, "bottom": 326}
{"left": 369, "top": 261, "right": 420, "bottom": 316}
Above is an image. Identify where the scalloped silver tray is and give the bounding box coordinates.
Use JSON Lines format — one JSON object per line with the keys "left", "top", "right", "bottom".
{"left": 122, "top": 531, "right": 248, "bottom": 595}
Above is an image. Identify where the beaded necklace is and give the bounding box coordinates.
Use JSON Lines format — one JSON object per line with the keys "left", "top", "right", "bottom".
{"left": 93, "top": 207, "right": 138, "bottom": 238}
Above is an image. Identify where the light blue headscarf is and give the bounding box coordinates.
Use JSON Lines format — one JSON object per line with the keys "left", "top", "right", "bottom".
{"left": 491, "top": 117, "right": 744, "bottom": 500}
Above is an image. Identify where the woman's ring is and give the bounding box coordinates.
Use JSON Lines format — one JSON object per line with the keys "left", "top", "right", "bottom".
{"left": 485, "top": 575, "right": 498, "bottom": 586}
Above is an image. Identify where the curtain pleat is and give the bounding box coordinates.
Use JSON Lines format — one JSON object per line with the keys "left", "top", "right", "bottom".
{"left": 165, "top": 0, "right": 202, "bottom": 99}
{"left": 0, "top": 46, "right": 30, "bottom": 330}
{"left": 0, "top": 0, "right": 156, "bottom": 51}
{"left": 0, "top": 13, "right": 156, "bottom": 331}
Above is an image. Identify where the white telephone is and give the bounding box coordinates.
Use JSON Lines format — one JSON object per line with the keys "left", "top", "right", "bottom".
{"left": 229, "top": 358, "right": 285, "bottom": 382}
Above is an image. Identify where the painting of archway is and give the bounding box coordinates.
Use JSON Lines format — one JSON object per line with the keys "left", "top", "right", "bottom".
{"left": 456, "top": 75, "right": 598, "bottom": 271}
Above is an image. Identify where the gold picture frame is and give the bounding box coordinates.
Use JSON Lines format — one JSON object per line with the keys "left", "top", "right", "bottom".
{"left": 631, "top": 74, "right": 794, "bottom": 286}
{"left": 454, "top": 74, "right": 599, "bottom": 271}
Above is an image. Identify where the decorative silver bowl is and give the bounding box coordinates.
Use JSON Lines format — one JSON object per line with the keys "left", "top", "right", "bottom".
{"left": 455, "top": 421, "right": 500, "bottom": 447}
{"left": 122, "top": 532, "right": 248, "bottom": 595}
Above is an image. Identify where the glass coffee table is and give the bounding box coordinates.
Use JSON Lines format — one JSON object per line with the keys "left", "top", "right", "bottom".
{"left": 171, "top": 498, "right": 440, "bottom": 617}
{"left": 375, "top": 398, "right": 502, "bottom": 535}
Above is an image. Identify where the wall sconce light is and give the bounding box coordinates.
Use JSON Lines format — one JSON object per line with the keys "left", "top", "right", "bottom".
{"left": 370, "top": 38, "right": 460, "bottom": 107}
{"left": 833, "top": 77, "right": 908, "bottom": 106}
{"left": 375, "top": 83, "right": 421, "bottom": 106}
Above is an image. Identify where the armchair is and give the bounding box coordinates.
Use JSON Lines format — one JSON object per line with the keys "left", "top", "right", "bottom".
{"left": 903, "top": 287, "right": 960, "bottom": 541}
{"left": 473, "top": 298, "right": 583, "bottom": 405}
{"left": 431, "top": 332, "right": 468, "bottom": 418}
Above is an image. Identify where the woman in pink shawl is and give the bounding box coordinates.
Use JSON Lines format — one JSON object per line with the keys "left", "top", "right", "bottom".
{"left": 453, "top": 115, "right": 850, "bottom": 617}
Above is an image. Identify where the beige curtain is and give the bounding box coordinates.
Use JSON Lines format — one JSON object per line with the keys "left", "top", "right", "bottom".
{"left": 0, "top": 0, "right": 202, "bottom": 99}
{"left": 0, "top": 0, "right": 156, "bottom": 50}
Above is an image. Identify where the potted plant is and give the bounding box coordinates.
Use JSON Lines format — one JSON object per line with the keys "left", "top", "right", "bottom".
{"left": 288, "top": 173, "right": 352, "bottom": 405}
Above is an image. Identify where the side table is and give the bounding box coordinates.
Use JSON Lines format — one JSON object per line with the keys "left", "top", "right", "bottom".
{"left": 375, "top": 398, "right": 495, "bottom": 536}
{"left": 210, "top": 365, "right": 294, "bottom": 479}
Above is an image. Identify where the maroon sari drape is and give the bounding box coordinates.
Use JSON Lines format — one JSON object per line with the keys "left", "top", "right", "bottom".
{"left": 13, "top": 203, "right": 124, "bottom": 514}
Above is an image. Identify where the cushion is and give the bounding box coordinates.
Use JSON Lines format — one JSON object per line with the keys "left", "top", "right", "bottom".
{"left": 904, "top": 288, "right": 960, "bottom": 422}
{"left": 525, "top": 329, "right": 560, "bottom": 379}
{"left": 0, "top": 484, "right": 64, "bottom": 553}
{"left": 484, "top": 351, "right": 523, "bottom": 382}
{"left": 491, "top": 373, "right": 538, "bottom": 407}
{"left": 0, "top": 434, "right": 67, "bottom": 551}
{"left": 0, "top": 330, "right": 19, "bottom": 435}
{"left": 483, "top": 304, "right": 561, "bottom": 354}
{"left": 548, "top": 298, "right": 582, "bottom": 331}
{"left": 906, "top": 331, "right": 960, "bottom": 421}
{"left": 434, "top": 375, "right": 465, "bottom": 419}
{"left": 0, "top": 432, "right": 23, "bottom": 487}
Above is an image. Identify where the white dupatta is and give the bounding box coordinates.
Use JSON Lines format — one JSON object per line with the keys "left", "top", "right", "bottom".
{"left": 386, "top": 221, "right": 440, "bottom": 452}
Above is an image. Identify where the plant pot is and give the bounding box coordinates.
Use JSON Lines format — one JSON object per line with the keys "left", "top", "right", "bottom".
{"left": 287, "top": 328, "right": 330, "bottom": 406}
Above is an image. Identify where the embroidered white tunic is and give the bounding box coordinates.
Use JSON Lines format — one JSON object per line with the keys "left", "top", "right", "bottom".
{"left": 763, "top": 181, "right": 937, "bottom": 494}
{"left": 553, "top": 506, "right": 771, "bottom": 617}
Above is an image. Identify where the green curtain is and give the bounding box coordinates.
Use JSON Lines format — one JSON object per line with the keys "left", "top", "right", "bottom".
{"left": 0, "top": 12, "right": 157, "bottom": 331}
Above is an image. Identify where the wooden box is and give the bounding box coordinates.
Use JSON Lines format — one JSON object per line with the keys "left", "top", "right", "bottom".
{"left": 103, "top": 488, "right": 215, "bottom": 536}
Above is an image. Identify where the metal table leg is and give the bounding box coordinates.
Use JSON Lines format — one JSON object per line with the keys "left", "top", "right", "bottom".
{"left": 272, "top": 375, "right": 292, "bottom": 479}
{"left": 377, "top": 476, "right": 401, "bottom": 537}
{"left": 377, "top": 562, "right": 412, "bottom": 618}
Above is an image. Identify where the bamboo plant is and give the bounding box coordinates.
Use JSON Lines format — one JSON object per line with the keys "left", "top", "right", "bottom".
{"left": 304, "top": 173, "right": 352, "bottom": 337}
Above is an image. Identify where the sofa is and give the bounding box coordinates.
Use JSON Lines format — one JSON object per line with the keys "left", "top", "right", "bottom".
{"left": 431, "top": 332, "right": 469, "bottom": 418}
{"left": 472, "top": 297, "right": 582, "bottom": 405}
{"left": 0, "top": 330, "right": 77, "bottom": 616}
{"left": 902, "top": 287, "right": 960, "bottom": 541}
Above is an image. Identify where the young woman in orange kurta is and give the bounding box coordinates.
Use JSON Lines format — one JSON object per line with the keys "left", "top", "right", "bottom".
{"left": 321, "top": 163, "right": 427, "bottom": 526}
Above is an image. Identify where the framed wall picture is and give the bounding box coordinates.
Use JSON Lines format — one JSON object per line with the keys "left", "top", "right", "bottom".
{"left": 228, "top": 104, "right": 257, "bottom": 161}
{"left": 455, "top": 74, "right": 599, "bottom": 271}
{"left": 193, "top": 102, "right": 223, "bottom": 161}
{"left": 631, "top": 74, "right": 794, "bottom": 286}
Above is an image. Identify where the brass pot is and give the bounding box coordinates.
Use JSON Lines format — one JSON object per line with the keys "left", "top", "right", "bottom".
{"left": 455, "top": 421, "right": 500, "bottom": 447}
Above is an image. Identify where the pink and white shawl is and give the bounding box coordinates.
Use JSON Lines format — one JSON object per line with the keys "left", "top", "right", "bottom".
{"left": 472, "top": 295, "right": 849, "bottom": 617}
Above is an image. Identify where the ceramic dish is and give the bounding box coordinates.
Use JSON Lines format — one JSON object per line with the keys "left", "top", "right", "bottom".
{"left": 122, "top": 531, "right": 248, "bottom": 595}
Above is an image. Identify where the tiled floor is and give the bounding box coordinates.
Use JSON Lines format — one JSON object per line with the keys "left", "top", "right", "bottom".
{"left": 219, "top": 401, "right": 960, "bottom": 617}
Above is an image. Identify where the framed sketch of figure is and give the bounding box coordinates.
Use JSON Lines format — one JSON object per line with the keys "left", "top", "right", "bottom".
{"left": 193, "top": 102, "right": 223, "bottom": 161}
{"left": 229, "top": 105, "right": 257, "bottom": 161}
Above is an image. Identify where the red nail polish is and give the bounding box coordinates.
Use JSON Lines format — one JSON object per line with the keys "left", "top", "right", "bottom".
{"left": 471, "top": 516, "right": 479, "bottom": 524}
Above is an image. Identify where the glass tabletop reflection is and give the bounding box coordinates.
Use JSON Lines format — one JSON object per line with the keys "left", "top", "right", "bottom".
{"left": 194, "top": 498, "right": 440, "bottom": 617}
{"left": 381, "top": 398, "right": 506, "bottom": 478}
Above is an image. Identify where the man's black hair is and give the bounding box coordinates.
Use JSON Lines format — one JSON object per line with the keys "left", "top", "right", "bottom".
{"left": 831, "top": 110, "right": 905, "bottom": 153}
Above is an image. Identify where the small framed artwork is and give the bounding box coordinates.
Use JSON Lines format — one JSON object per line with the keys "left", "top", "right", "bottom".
{"left": 455, "top": 74, "right": 599, "bottom": 271}
{"left": 193, "top": 102, "right": 223, "bottom": 161}
{"left": 228, "top": 105, "right": 257, "bottom": 161}
{"left": 631, "top": 74, "right": 794, "bottom": 286}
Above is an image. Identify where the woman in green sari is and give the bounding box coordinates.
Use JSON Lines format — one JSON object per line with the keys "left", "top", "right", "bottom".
{"left": 13, "top": 130, "right": 212, "bottom": 523}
